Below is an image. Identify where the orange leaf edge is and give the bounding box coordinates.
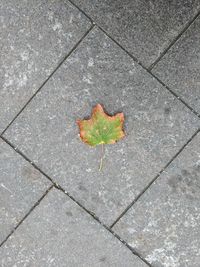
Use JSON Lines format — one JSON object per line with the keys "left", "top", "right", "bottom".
{"left": 77, "top": 104, "right": 126, "bottom": 145}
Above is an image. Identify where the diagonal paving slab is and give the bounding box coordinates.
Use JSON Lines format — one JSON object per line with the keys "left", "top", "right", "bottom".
{"left": 0, "top": 0, "right": 91, "bottom": 133}
{"left": 152, "top": 15, "right": 200, "bottom": 115}
{"left": 72, "top": 0, "right": 200, "bottom": 67}
{"left": 3, "top": 27, "right": 200, "bottom": 226}
{"left": 0, "top": 187, "right": 148, "bottom": 267}
{"left": 0, "top": 138, "right": 51, "bottom": 244}
{"left": 113, "top": 132, "right": 200, "bottom": 267}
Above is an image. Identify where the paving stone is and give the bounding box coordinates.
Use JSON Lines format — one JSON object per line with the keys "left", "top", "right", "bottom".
{"left": 0, "top": 187, "right": 147, "bottom": 267}
{"left": 113, "top": 132, "right": 200, "bottom": 267}
{"left": 0, "top": 0, "right": 91, "bottom": 133}
{"left": 72, "top": 0, "right": 200, "bottom": 67}
{"left": 0, "top": 138, "right": 51, "bottom": 244}
{"left": 152, "top": 16, "right": 200, "bottom": 115}
{"left": 3, "top": 27, "right": 200, "bottom": 226}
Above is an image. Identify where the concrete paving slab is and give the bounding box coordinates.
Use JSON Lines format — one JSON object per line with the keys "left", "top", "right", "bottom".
{"left": 3, "top": 27, "right": 200, "bottom": 225}
{"left": 153, "top": 16, "right": 200, "bottom": 115}
{"left": 0, "top": 138, "right": 51, "bottom": 244}
{"left": 0, "top": 0, "right": 91, "bottom": 133}
{"left": 0, "top": 187, "right": 147, "bottom": 267}
{"left": 72, "top": 0, "right": 200, "bottom": 67}
{"left": 113, "top": 132, "right": 200, "bottom": 267}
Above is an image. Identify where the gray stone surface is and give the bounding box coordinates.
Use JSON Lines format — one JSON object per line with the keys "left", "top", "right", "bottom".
{"left": 152, "top": 16, "right": 200, "bottom": 115}
{"left": 3, "top": 27, "right": 200, "bottom": 226}
{"left": 0, "top": 138, "right": 51, "bottom": 244}
{"left": 0, "top": 0, "right": 91, "bottom": 133}
{"left": 113, "top": 132, "right": 200, "bottom": 267}
{"left": 0, "top": 187, "right": 147, "bottom": 267}
{"left": 72, "top": 0, "right": 200, "bottom": 67}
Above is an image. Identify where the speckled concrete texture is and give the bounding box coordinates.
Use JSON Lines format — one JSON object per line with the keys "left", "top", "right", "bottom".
{"left": 3, "top": 27, "right": 200, "bottom": 226}
{"left": 1, "top": 1, "right": 200, "bottom": 266}
{"left": 113, "top": 133, "right": 200, "bottom": 267}
{"left": 0, "top": 0, "right": 91, "bottom": 133}
{"left": 0, "top": 188, "right": 147, "bottom": 267}
{"left": 152, "top": 16, "right": 200, "bottom": 115}
{"left": 0, "top": 138, "right": 51, "bottom": 244}
{"left": 72, "top": 0, "right": 200, "bottom": 67}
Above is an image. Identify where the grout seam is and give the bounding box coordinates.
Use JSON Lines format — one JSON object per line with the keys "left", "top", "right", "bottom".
{"left": 56, "top": 185, "right": 153, "bottom": 267}
{"left": 0, "top": 24, "right": 94, "bottom": 137}
{"left": 98, "top": 25, "right": 200, "bottom": 120}
{"left": 67, "top": 0, "right": 94, "bottom": 24}
{"left": 149, "top": 10, "right": 200, "bottom": 70}
{"left": 1, "top": 3, "right": 199, "bottom": 265}
{"left": 0, "top": 185, "right": 53, "bottom": 248}
{"left": 148, "top": 72, "right": 200, "bottom": 118}
{"left": 0, "top": 136, "right": 153, "bottom": 267}
{"left": 67, "top": 0, "right": 200, "bottom": 121}
{"left": 110, "top": 127, "right": 200, "bottom": 228}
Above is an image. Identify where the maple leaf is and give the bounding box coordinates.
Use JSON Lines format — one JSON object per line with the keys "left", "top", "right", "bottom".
{"left": 77, "top": 104, "right": 125, "bottom": 147}
{"left": 77, "top": 104, "right": 125, "bottom": 171}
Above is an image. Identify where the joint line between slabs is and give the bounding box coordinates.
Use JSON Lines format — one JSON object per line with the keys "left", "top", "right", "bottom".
{"left": 0, "top": 185, "right": 53, "bottom": 248}
{"left": 98, "top": 24, "right": 200, "bottom": 120}
{"left": 110, "top": 127, "right": 200, "bottom": 228}
{"left": 1, "top": 1, "right": 200, "bottom": 137}
{"left": 69, "top": 0, "right": 200, "bottom": 73}
{"left": 67, "top": 0, "right": 200, "bottom": 121}
{"left": 56, "top": 185, "right": 153, "bottom": 267}
{"left": 149, "top": 9, "right": 200, "bottom": 70}
{"left": 0, "top": 3, "right": 199, "bottom": 265}
{"left": 68, "top": 0, "right": 93, "bottom": 24}
{"left": 101, "top": 23, "right": 200, "bottom": 120}
{"left": 0, "top": 136, "right": 152, "bottom": 267}
{"left": 0, "top": 24, "right": 94, "bottom": 137}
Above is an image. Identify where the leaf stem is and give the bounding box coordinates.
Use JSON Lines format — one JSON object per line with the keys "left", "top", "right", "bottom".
{"left": 99, "top": 144, "right": 105, "bottom": 171}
